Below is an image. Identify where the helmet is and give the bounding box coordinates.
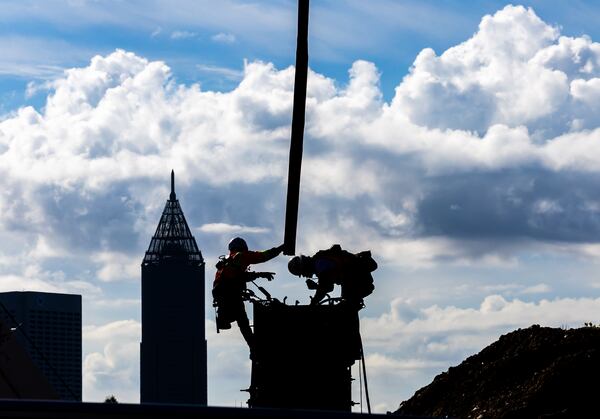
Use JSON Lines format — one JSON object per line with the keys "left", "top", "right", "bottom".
{"left": 228, "top": 237, "right": 248, "bottom": 252}
{"left": 288, "top": 255, "right": 312, "bottom": 277}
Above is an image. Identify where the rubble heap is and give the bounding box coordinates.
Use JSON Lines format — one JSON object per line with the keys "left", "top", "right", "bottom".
{"left": 396, "top": 325, "right": 600, "bottom": 418}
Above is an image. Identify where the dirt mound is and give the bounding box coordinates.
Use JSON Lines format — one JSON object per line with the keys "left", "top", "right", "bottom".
{"left": 395, "top": 325, "right": 600, "bottom": 418}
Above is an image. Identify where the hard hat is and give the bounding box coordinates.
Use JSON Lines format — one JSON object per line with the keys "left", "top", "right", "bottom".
{"left": 288, "top": 255, "right": 311, "bottom": 276}
{"left": 228, "top": 237, "right": 248, "bottom": 252}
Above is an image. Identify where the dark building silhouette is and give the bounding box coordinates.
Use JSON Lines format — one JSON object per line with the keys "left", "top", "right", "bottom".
{"left": 140, "top": 171, "right": 207, "bottom": 404}
{"left": 0, "top": 317, "right": 58, "bottom": 400}
{"left": 248, "top": 301, "right": 362, "bottom": 411}
{"left": 0, "top": 291, "right": 82, "bottom": 401}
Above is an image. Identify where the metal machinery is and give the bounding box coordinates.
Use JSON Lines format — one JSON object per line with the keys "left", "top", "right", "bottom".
{"left": 244, "top": 288, "right": 364, "bottom": 411}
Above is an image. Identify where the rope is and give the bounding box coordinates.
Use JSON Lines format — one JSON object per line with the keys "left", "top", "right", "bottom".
{"left": 359, "top": 358, "right": 363, "bottom": 413}
{"left": 358, "top": 333, "right": 372, "bottom": 414}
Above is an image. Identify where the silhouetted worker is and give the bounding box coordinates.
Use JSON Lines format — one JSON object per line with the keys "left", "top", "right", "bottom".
{"left": 213, "top": 237, "right": 285, "bottom": 351}
{"left": 288, "top": 244, "right": 377, "bottom": 308}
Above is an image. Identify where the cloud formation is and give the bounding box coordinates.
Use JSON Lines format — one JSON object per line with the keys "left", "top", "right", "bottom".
{"left": 362, "top": 295, "right": 600, "bottom": 411}
{"left": 3, "top": 4, "right": 600, "bottom": 409}
{"left": 5, "top": 6, "right": 600, "bottom": 265}
{"left": 83, "top": 320, "right": 140, "bottom": 402}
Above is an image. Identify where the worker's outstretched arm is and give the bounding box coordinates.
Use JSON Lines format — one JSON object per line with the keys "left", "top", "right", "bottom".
{"left": 240, "top": 244, "right": 285, "bottom": 265}
{"left": 245, "top": 272, "right": 275, "bottom": 282}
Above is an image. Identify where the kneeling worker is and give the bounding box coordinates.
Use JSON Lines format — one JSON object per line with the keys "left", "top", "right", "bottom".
{"left": 288, "top": 244, "right": 377, "bottom": 308}
{"left": 213, "top": 237, "right": 284, "bottom": 350}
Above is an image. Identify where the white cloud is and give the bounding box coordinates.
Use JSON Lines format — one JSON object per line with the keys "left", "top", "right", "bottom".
{"left": 95, "top": 251, "right": 139, "bottom": 282}
{"left": 363, "top": 295, "right": 600, "bottom": 356}
{"left": 90, "top": 298, "right": 140, "bottom": 309}
{"left": 4, "top": 4, "right": 600, "bottom": 408}
{"left": 84, "top": 319, "right": 140, "bottom": 342}
{"left": 150, "top": 27, "right": 162, "bottom": 38}
{"left": 170, "top": 30, "right": 197, "bottom": 40}
{"left": 27, "top": 234, "right": 66, "bottom": 258}
{"left": 83, "top": 320, "right": 140, "bottom": 402}
{"left": 392, "top": 5, "right": 563, "bottom": 132}
{"left": 0, "top": 269, "right": 101, "bottom": 296}
{"left": 26, "top": 80, "right": 55, "bottom": 98}
{"left": 206, "top": 278, "right": 588, "bottom": 411}
{"left": 366, "top": 353, "right": 447, "bottom": 371}
{"left": 211, "top": 32, "right": 236, "bottom": 44}
{"left": 360, "top": 295, "right": 600, "bottom": 411}
{"left": 198, "top": 223, "right": 269, "bottom": 234}
{"left": 196, "top": 63, "right": 243, "bottom": 80}
{"left": 520, "top": 283, "right": 551, "bottom": 294}
{"left": 7, "top": 12, "right": 600, "bottom": 216}
{"left": 0, "top": 274, "right": 67, "bottom": 293}
{"left": 0, "top": 36, "right": 89, "bottom": 79}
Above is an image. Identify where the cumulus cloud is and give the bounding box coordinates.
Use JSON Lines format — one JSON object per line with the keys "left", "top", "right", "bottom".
{"left": 393, "top": 5, "right": 564, "bottom": 133}
{"left": 4, "top": 3, "right": 600, "bottom": 407}
{"left": 83, "top": 320, "right": 140, "bottom": 402}
{"left": 361, "top": 295, "right": 600, "bottom": 411}
{"left": 6, "top": 10, "right": 600, "bottom": 272}
{"left": 95, "top": 251, "right": 139, "bottom": 282}
{"left": 78, "top": 295, "right": 600, "bottom": 410}
{"left": 5, "top": 6, "right": 600, "bottom": 262}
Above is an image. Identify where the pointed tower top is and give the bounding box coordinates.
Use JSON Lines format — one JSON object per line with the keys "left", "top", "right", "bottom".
{"left": 170, "top": 170, "right": 176, "bottom": 201}
{"left": 142, "top": 170, "right": 203, "bottom": 265}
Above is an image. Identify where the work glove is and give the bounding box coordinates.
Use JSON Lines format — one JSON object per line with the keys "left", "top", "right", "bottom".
{"left": 306, "top": 279, "right": 318, "bottom": 290}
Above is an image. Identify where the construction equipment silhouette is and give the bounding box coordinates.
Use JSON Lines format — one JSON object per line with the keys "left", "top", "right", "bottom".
{"left": 240, "top": 287, "right": 371, "bottom": 412}
{"left": 236, "top": 0, "right": 374, "bottom": 412}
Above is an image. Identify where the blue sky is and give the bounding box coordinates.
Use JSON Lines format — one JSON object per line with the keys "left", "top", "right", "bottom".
{"left": 5, "top": 0, "right": 600, "bottom": 107}
{"left": 4, "top": 0, "right": 600, "bottom": 412}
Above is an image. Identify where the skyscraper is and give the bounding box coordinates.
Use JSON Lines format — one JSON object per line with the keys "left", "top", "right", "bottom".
{"left": 140, "top": 171, "right": 207, "bottom": 404}
{"left": 0, "top": 291, "right": 82, "bottom": 401}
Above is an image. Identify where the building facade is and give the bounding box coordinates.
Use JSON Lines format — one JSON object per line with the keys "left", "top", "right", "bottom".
{"left": 140, "top": 171, "right": 207, "bottom": 404}
{"left": 0, "top": 291, "right": 82, "bottom": 401}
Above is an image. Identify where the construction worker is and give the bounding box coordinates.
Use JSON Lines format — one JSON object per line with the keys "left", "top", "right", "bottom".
{"left": 288, "top": 244, "right": 376, "bottom": 308}
{"left": 213, "top": 237, "right": 285, "bottom": 351}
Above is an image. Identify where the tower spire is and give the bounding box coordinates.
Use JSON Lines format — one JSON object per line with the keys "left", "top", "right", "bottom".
{"left": 143, "top": 169, "right": 202, "bottom": 264}
{"left": 170, "top": 170, "right": 176, "bottom": 201}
